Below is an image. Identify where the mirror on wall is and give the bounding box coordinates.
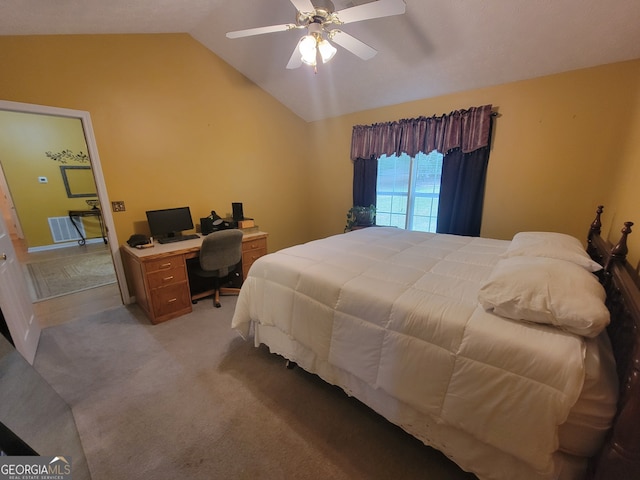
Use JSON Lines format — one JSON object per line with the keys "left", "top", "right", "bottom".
{"left": 60, "top": 165, "right": 98, "bottom": 198}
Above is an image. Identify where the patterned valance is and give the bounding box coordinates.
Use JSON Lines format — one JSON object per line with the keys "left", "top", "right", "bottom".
{"left": 350, "top": 104, "right": 493, "bottom": 160}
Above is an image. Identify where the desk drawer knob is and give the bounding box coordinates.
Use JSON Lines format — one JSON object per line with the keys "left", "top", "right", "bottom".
{"left": 161, "top": 262, "right": 172, "bottom": 268}
{"left": 168, "top": 298, "right": 177, "bottom": 303}
{"left": 163, "top": 276, "right": 174, "bottom": 281}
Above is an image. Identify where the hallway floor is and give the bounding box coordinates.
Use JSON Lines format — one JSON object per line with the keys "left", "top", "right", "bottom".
{"left": 13, "top": 236, "right": 122, "bottom": 328}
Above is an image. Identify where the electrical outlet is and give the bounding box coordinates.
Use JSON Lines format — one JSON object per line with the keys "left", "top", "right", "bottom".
{"left": 112, "top": 201, "right": 126, "bottom": 212}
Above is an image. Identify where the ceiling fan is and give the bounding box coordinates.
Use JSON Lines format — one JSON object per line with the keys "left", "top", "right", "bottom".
{"left": 226, "top": 0, "right": 406, "bottom": 70}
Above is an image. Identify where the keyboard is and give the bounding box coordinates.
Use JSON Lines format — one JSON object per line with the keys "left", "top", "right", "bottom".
{"left": 158, "top": 234, "right": 199, "bottom": 244}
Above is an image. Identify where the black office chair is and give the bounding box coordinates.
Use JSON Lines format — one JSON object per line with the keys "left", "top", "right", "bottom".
{"left": 192, "top": 229, "right": 243, "bottom": 308}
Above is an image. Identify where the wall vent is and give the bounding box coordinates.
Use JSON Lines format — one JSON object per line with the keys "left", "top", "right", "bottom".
{"left": 48, "top": 216, "right": 85, "bottom": 243}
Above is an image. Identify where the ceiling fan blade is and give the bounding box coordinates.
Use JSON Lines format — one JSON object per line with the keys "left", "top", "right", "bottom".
{"left": 289, "top": 0, "right": 315, "bottom": 14}
{"left": 335, "top": 0, "right": 406, "bottom": 24}
{"left": 286, "top": 40, "right": 303, "bottom": 69}
{"left": 226, "top": 23, "right": 296, "bottom": 39}
{"left": 330, "top": 30, "right": 377, "bottom": 60}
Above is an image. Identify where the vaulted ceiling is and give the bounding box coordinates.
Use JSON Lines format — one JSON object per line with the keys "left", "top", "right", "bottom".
{"left": 2, "top": 0, "right": 640, "bottom": 122}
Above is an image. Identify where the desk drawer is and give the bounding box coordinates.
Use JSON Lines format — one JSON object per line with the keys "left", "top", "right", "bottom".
{"left": 147, "top": 266, "right": 187, "bottom": 289}
{"left": 242, "top": 237, "right": 267, "bottom": 253}
{"left": 241, "top": 236, "right": 267, "bottom": 279}
{"left": 144, "top": 255, "right": 183, "bottom": 273}
{"left": 150, "top": 283, "right": 191, "bottom": 318}
{"left": 242, "top": 248, "right": 267, "bottom": 279}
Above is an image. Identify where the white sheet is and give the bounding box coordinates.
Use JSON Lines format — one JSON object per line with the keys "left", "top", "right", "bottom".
{"left": 232, "top": 227, "right": 618, "bottom": 478}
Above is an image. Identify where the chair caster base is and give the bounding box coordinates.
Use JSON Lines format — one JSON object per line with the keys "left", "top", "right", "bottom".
{"left": 215, "top": 301, "right": 221, "bottom": 308}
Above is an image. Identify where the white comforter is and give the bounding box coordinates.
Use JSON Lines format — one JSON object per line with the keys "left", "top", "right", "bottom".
{"left": 232, "top": 228, "right": 597, "bottom": 475}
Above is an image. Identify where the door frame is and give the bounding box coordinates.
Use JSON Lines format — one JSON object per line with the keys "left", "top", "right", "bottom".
{"left": 0, "top": 162, "right": 24, "bottom": 238}
{"left": 0, "top": 100, "right": 130, "bottom": 304}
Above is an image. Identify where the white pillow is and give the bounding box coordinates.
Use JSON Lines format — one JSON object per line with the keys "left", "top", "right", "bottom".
{"left": 478, "top": 256, "right": 610, "bottom": 337}
{"left": 503, "top": 231, "right": 602, "bottom": 272}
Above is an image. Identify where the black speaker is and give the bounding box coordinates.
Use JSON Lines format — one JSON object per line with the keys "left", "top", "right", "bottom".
{"left": 200, "top": 217, "right": 215, "bottom": 235}
{"left": 232, "top": 202, "right": 244, "bottom": 221}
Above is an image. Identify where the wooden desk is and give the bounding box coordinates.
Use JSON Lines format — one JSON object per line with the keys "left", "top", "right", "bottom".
{"left": 121, "top": 231, "right": 268, "bottom": 324}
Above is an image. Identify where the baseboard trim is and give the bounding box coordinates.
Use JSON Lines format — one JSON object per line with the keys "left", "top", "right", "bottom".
{"left": 27, "top": 237, "right": 104, "bottom": 254}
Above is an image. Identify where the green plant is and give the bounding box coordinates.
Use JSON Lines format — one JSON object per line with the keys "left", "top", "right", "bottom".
{"left": 344, "top": 205, "right": 376, "bottom": 232}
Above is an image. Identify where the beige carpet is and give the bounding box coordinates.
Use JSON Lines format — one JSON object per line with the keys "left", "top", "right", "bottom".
{"left": 33, "top": 300, "right": 478, "bottom": 480}
{"left": 25, "top": 251, "right": 116, "bottom": 301}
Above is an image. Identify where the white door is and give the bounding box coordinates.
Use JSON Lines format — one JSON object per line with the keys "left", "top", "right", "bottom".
{"left": 0, "top": 212, "right": 40, "bottom": 364}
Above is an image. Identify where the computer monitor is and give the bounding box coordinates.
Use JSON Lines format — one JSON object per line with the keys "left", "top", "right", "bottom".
{"left": 146, "top": 206, "right": 194, "bottom": 239}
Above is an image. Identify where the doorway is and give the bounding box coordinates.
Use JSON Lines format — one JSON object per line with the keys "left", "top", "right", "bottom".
{"left": 0, "top": 100, "right": 129, "bottom": 325}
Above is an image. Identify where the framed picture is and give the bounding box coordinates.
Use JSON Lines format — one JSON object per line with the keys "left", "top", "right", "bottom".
{"left": 60, "top": 166, "right": 97, "bottom": 198}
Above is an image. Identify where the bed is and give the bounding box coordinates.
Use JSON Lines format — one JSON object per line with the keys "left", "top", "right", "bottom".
{"left": 231, "top": 206, "right": 640, "bottom": 480}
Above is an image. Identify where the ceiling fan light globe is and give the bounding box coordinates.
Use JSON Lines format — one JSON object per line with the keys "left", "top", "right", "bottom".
{"left": 301, "top": 50, "right": 317, "bottom": 66}
{"left": 299, "top": 35, "right": 316, "bottom": 54}
{"left": 299, "top": 35, "right": 318, "bottom": 65}
{"left": 318, "top": 39, "right": 337, "bottom": 63}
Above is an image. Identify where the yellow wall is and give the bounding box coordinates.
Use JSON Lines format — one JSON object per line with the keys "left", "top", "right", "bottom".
{"left": 605, "top": 70, "right": 640, "bottom": 264}
{"left": 307, "top": 59, "right": 640, "bottom": 267}
{"left": 0, "top": 34, "right": 312, "bottom": 253}
{"left": 0, "top": 111, "right": 102, "bottom": 245}
{"left": 0, "top": 34, "right": 638, "bottom": 267}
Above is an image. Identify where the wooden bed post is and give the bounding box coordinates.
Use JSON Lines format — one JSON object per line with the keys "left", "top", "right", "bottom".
{"left": 589, "top": 218, "right": 640, "bottom": 480}
{"left": 589, "top": 205, "right": 604, "bottom": 240}
{"left": 587, "top": 206, "right": 606, "bottom": 269}
{"left": 606, "top": 221, "right": 633, "bottom": 271}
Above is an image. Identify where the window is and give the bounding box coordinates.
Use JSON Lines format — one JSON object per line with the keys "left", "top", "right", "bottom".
{"left": 376, "top": 150, "right": 443, "bottom": 232}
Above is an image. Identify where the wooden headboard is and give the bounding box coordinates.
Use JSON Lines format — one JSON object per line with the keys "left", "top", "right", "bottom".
{"left": 587, "top": 206, "right": 640, "bottom": 479}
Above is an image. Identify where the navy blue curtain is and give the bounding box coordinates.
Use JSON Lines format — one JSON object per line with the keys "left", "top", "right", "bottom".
{"left": 436, "top": 147, "right": 490, "bottom": 236}
{"left": 352, "top": 156, "right": 377, "bottom": 207}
